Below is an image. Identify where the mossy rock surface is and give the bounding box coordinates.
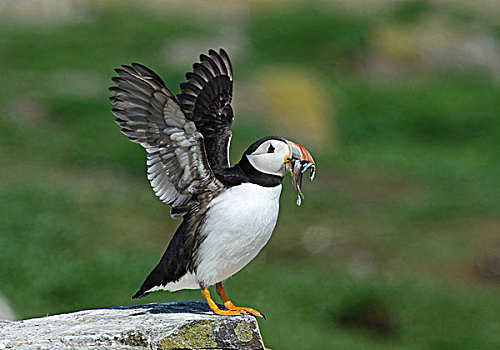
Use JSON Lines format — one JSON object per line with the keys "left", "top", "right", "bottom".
{"left": 0, "top": 302, "right": 265, "bottom": 349}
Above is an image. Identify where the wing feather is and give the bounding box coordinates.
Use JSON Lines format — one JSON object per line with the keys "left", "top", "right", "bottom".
{"left": 177, "top": 48, "right": 234, "bottom": 171}
{"left": 109, "top": 63, "right": 223, "bottom": 218}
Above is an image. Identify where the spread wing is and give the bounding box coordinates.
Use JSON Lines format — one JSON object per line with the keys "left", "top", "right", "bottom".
{"left": 109, "top": 63, "right": 224, "bottom": 218}
{"left": 177, "top": 48, "right": 234, "bottom": 171}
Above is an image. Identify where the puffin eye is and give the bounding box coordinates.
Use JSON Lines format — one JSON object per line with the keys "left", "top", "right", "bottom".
{"left": 267, "top": 144, "right": 275, "bottom": 153}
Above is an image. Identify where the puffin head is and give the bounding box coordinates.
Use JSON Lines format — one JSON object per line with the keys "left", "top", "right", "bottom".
{"left": 244, "top": 136, "right": 315, "bottom": 178}
{"left": 237, "top": 136, "right": 315, "bottom": 204}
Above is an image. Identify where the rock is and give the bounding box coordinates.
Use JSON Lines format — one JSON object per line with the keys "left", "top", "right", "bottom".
{"left": 0, "top": 302, "right": 265, "bottom": 350}
{"left": 0, "top": 293, "right": 16, "bottom": 321}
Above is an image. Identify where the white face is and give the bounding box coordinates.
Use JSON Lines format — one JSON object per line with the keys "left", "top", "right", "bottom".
{"left": 246, "top": 139, "right": 289, "bottom": 177}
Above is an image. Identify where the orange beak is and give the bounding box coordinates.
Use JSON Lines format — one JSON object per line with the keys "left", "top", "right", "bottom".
{"left": 285, "top": 141, "right": 316, "bottom": 182}
{"left": 285, "top": 141, "right": 315, "bottom": 165}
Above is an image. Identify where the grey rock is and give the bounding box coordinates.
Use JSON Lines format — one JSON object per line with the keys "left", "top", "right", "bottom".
{"left": 0, "top": 302, "right": 265, "bottom": 350}
{"left": 0, "top": 293, "right": 16, "bottom": 320}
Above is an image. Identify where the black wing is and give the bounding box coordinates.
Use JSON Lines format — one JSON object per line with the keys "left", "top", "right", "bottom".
{"left": 177, "top": 48, "right": 234, "bottom": 171}
{"left": 109, "top": 63, "right": 224, "bottom": 218}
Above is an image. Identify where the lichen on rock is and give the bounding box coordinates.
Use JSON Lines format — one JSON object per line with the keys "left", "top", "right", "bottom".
{"left": 159, "top": 321, "right": 218, "bottom": 349}
{"left": 235, "top": 321, "right": 253, "bottom": 343}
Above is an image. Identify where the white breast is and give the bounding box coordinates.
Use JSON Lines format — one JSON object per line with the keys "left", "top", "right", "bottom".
{"left": 195, "top": 183, "right": 282, "bottom": 288}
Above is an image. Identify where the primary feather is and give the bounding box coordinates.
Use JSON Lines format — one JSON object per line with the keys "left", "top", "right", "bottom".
{"left": 177, "top": 49, "right": 234, "bottom": 171}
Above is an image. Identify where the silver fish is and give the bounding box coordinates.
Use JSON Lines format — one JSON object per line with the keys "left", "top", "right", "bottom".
{"left": 288, "top": 159, "right": 316, "bottom": 206}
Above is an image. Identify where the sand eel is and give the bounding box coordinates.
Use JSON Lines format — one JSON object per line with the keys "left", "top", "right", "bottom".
{"left": 109, "top": 49, "right": 316, "bottom": 318}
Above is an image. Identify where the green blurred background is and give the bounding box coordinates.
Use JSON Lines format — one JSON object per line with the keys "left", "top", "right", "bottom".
{"left": 1, "top": 0, "right": 500, "bottom": 348}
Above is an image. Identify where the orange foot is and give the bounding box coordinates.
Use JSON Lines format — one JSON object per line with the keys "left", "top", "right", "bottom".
{"left": 201, "top": 288, "right": 248, "bottom": 316}
{"left": 211, "top": 307, "right": 250, "bottom": 317}
{"left": 201, "top": 285, "right": 266, "bottom": 318}
{"left": 216, "top": 282, "right": 265, "bottom": 319}
{"left": 224, "top": 304, "right": 265, "bottom": 319}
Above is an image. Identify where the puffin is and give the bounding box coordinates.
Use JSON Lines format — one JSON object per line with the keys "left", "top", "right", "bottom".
{"left": 109, "top": 49, "right": 316, "bottom": 318}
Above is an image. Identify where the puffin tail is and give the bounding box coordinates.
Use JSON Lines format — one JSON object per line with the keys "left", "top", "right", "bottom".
{"left": 131, "top": 287, "right": 149, "bottom": 299}
{"left": 131, "top": 262, "right": 165, "bottom": 299}
{"left": 131, "top": 218, "right": 198, "bottom": 299}
{"left": 131, "top": 280, "right": 153, "bottom": 299}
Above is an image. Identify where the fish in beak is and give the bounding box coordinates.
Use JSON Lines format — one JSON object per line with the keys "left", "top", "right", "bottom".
{"left": 284, "top": 141, "right": 316, "bottom": 206}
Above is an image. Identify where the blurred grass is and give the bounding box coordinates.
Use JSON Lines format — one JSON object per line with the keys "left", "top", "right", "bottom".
{"left": 1, "top": 3, "right": 500, "bottom": 350}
